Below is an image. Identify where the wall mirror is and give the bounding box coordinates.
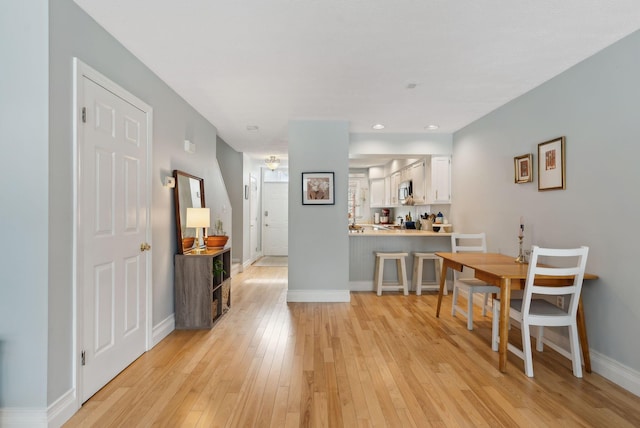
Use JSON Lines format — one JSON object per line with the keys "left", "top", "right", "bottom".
{"left": 173, "top": 170, "right": 206, "bottom": 254}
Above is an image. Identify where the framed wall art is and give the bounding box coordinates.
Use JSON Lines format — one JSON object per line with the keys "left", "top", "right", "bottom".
{"left": 514, "top": 153, "right": 533, "bottom": 183}
{"left": 538, "top": 136, "right": 566, "bottom": 191}
{"left": 302, "top": 172, "right": 335, "bottom": 205}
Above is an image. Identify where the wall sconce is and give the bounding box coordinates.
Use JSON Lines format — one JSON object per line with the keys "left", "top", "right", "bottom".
{"left": 186, "top": 207, "right": 210, "bottom": 253}
{"left": 264, "top": 155, "right": 280, "bottom": 171}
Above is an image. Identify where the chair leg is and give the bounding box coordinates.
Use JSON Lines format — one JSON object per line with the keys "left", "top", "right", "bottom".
{"left": 414, "top": 257, "right": 423, "bottom": 295}
{"left": 491, "top": 303, "right": 500, "bottom": 352}
{"left": 375, "top": 257, "right": 382, "bottom": 296}
{"left": 536, "top": 326, "right": 544, "bottom": 352}
{"left": 398, "top": 258, "right": 408, "bottom": 295}
{"left": 451, "top": 285, "right": 459, "bottom": 317}
{"left": 481, "top": 293, "right": 489, "bottom": 316}
{"left": 521, "top": 321, "right": 534, "bottom": 377}
{"left": 466, "top": 290, "right": 474, "bottom": 330}
{"left": 568, "top": 323, "right": 583, "bottom": 378}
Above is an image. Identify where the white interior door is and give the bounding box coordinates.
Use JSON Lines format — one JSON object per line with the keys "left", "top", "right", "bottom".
{"left": 249, "top": 174, "right": 259, "bottom": 260}
{"left": 78, "top": 64, "right": 151, "bottom": 402}
{"left": 263, "top": 182, "right": 288, "bottom": 256}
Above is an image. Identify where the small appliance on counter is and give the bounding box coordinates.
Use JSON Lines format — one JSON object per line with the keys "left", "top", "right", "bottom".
{"left": 380, "top": 208, "right": 390, "bottom": 224}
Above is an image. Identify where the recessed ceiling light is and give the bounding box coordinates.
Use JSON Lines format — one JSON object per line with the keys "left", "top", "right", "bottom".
{"left": 425, "top": 124, "right": 439, "bottom": 130}
{"left": 372, "top": 124, "right": 385, "bottom": 130}
{"left": 246, "top": 125, "right": 259, "bottom": 131}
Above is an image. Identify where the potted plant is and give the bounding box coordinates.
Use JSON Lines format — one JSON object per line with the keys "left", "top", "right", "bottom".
{"left": 213, "top": 258, "right": 226, "bottom": 283}
{"left": 205, "top": 218, "right": 229, "bottom": 249}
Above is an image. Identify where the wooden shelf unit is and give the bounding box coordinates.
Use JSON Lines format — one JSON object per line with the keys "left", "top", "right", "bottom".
{"left": 174, "top": 247, "right": 231, "bottom": 329}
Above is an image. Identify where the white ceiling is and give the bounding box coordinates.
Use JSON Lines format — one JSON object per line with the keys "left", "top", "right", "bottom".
{"left": 73, "top": 0, "right": 640, "bottom": 162}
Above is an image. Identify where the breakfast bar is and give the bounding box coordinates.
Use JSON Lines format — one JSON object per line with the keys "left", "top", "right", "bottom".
{"left": 349, "top": 228, "right": 452, "bottom": 291}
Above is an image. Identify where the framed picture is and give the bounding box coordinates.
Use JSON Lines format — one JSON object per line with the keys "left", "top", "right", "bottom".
{"left": 302, "top": 172, "right": 335, "bottom": 205}
{"left": 514, "top": 153, "right": 533, "bottom": 183}
{"left": 538, "top": 136, "right": 566, "bottom": 191}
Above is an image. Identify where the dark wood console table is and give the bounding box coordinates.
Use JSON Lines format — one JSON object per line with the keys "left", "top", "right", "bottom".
{"left": 174, "top": 247, "right": 231, "bottom": 329}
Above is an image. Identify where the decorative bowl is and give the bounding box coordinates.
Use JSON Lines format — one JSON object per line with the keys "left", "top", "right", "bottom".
{"left": 206, "top": 235, "right": 229, "bottom": 249}
{"left": 182, "top": 237, "right": 195, "bottom": 250}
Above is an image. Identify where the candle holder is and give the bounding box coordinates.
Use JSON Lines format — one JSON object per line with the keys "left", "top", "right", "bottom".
{"left": 515, "top": 235, "right": 526, "bottom": 263}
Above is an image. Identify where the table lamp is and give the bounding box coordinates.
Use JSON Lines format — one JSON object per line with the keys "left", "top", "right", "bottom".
{"left": 186, "top": 207, "right": 210, "bottom": 253}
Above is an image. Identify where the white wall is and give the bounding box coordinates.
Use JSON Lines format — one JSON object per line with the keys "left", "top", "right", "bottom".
{"left": 288, "top": 121, "right": 350, "bottom": 302}
{"left": 452, "top": 29, "right": 640, "bottom": 392}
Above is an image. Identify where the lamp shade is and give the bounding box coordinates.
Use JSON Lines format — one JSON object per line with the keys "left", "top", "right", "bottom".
{"left": 186, "top": 207, "right": 210, "bottom": 228}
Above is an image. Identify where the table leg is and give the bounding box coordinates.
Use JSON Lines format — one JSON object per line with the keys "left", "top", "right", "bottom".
{"left": 498, "top": 278, "right": 511, "bottom": 372}
{"left": 576, "top": 298, "right": 592, "bottom": 373}
{"left": 435, "top": 260, "right": 449, "bottom": 317}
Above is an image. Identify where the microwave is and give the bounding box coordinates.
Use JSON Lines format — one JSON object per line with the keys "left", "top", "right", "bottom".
{"left": 398, "top": 180, "right": 412, "bottom": 204}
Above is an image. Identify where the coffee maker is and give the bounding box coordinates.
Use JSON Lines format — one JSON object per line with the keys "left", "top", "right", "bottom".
{"left": 380, "top": 209, "right": 390, "bottom": 224}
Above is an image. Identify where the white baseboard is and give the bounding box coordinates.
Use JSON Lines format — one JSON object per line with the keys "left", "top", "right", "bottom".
{"left": 0, "top": 387, "right": 77, "bottom": 428}
{"left": 590, "top": 348, "right": 640, "bottom": 397}
{"left": 0, "top": 408, "right": 47, "bottom": 427}
{"left": 47, "top": 388, "right": 77, "bottom": 428}
{"left": 287, "top": 289, "right": 351, "bottom": 302}
{"left": 152, "top": 313, "right": 175, "bottom": 348}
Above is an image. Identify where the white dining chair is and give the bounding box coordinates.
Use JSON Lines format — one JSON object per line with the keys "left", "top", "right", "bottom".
{"left": 491, "top": 245, "right": 589, "bottom": 377}
{"left": 450, "top": 233, "right": 501, "bottom": 330}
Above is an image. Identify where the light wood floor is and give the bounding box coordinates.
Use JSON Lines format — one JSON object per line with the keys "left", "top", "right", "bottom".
{"left": 65, "top": 265, "right": 640, "bottom": 427}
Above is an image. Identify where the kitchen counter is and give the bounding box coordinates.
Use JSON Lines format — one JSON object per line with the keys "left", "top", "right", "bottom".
{"left": 349, "top": 226, "right": 452, "bottom": 292}
{"left": 349, "top": 229, "right": 451, "bottom": 236}
{"left": 348, "top": 223, "right": 452, "bottom": 236}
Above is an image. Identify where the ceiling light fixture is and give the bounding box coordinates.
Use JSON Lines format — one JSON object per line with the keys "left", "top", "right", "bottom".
{"left": 425, "top": 124, "right": 439, "bottom": 130}
{"left": 264, "top": 155, "right": 280, "bottom": 171}
{"left": 372, "top": 124, "right": 385, "bottom": 130}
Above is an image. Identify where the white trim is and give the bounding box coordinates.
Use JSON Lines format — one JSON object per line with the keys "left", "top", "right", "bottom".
{"left": 287, "top": 289, "right": 351, "bottom": 302}
{"left": 0, "top": 408, "right": 47, "bottom": 428}
{"left": 590, "top": 349, "right": 640, "bottom": 397}
{"left": 47, "top": 388, "right": 77, "bottom": 428}
{"left": 152, "top": 314, "right": 175, "bottom": 348}
{"left": 72, "top": 58, "right": 153, "bottom": 412}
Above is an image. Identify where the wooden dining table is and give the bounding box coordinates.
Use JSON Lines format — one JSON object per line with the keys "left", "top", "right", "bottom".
{"left": 435, "top": 252, "right": 598, "bottom": 373}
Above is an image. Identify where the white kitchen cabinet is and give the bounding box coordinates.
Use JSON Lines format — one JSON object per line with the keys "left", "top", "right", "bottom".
{"left": 370, "top": 178, "right": 385, "bottom": 208}
{"left": 384, "top": 176, "right": 391, "bottom": 206}
{"left": 390, "top": 171, "right": 401, "bottom": 206}
{"left": 408, "top": 160, "right": 427, "bottom": 204}
{"left": 430, "top": 156, "right": 451, "bottom": 203}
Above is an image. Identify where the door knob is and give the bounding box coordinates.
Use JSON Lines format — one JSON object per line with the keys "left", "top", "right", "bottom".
{"left": 140, "top": 242, "right": 151, "bottom": 251}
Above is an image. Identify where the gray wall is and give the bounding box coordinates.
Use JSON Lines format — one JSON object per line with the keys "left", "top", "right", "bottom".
{"left": 452, "top": 30, "right": 640, "bottom": 382}
{"left": 216, "top": 136, "right": 243, "bottom": 262}
{"left": 0, "top": 0, "right": 49, "bottom": 408}
{"left": 288, "top": 121, "right": 350, "bottom": 300}
{"left": 2, "top": 0, "right": 229, "bottom": 411}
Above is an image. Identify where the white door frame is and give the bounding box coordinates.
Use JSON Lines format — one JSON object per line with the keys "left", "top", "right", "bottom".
{"left": 72, "top": 58, "right": 153, "bottom": 407}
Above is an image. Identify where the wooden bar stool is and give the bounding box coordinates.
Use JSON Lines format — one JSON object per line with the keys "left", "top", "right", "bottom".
{"left": 374, "top": 252, "right": 409, "bottom": 296}
{"left": 412, "top": 252, "right": 445, "bottom": 295}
